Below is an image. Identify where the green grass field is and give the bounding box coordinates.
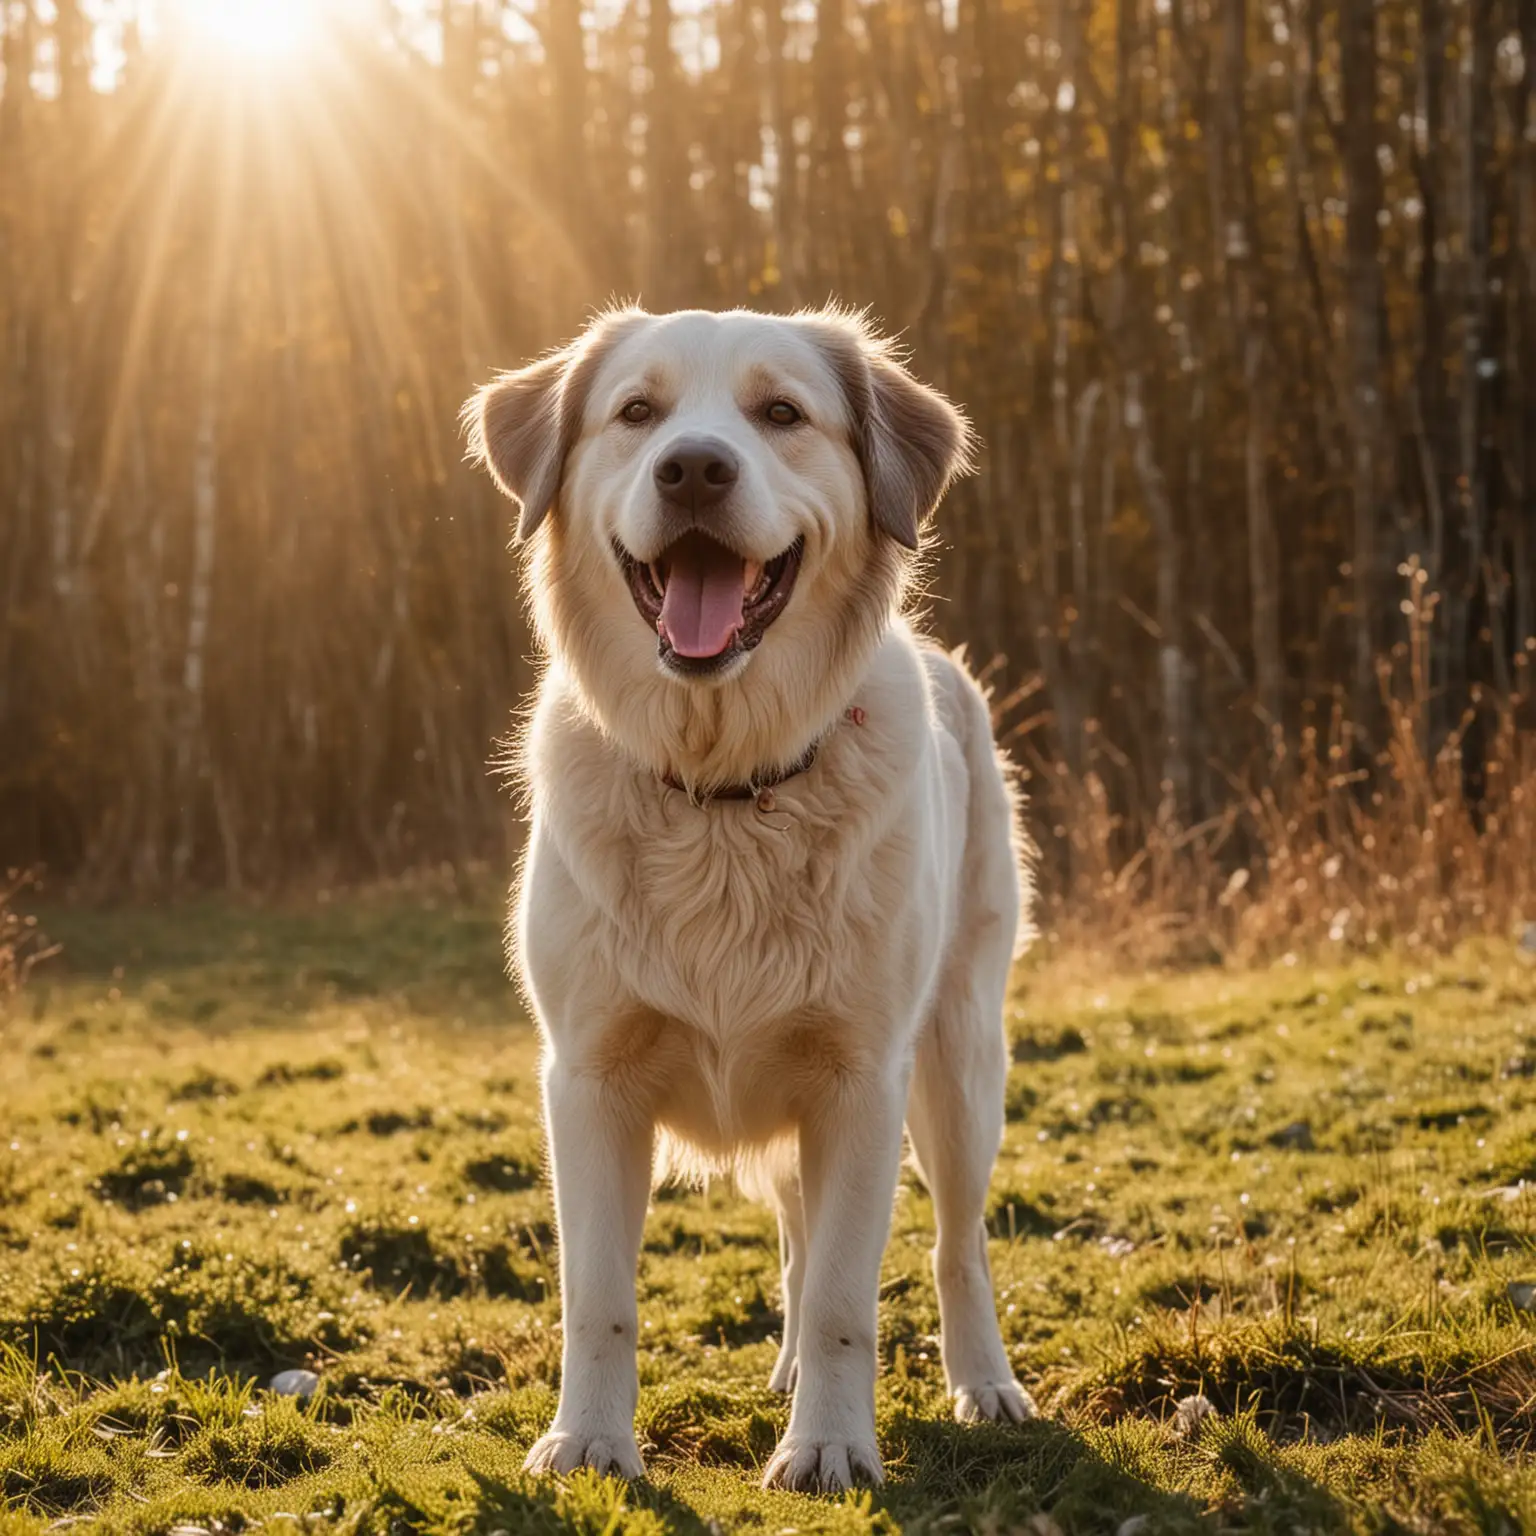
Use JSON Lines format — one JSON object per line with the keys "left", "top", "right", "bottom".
{"left": 3, "top": 897, "right": 1536, "bottom": 1534}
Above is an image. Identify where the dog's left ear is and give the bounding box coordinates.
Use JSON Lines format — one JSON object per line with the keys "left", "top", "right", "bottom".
{"left": 462, "top": 309, "right": 644, "bottom": 542}
{"left": 811, "top": 317, "right": 977, "bottom": 550}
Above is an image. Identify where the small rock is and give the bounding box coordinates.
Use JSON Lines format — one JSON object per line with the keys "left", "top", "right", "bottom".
{"left": 1481, "top": 1182, "right": 1528, "bottom": 1202}
{"left": 1023, "top": 1517, "right": 1064, "bottom": 1536}
{"left": 1269, "top": 1121, "right": 1315, "bottom": 1151}
{"left": 1116, "top": 1518, "right": 1151, "bottom": 1536}
{"left": 1172, "top": 1393, "right": 1218, "bottom": 1439}
{"left": 1521, "top": 922, "right": 1536, "bottom": 955}
{"left": 1508, "top": 1281, "right": 1536, "bottom": 1312}
{"left": 269, "top": 1368, "right": 320, "bottom": 1398}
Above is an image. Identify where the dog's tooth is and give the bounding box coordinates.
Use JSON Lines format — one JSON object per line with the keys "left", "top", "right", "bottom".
{"left": 744, "top": 560, "right": 763, "bottom": 597}
{"left": 649, "top": 562, "right": 665, "bottom": 594}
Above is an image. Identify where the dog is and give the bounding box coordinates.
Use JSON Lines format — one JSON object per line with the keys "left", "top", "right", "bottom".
{"left": 463, "top": 305, "right": 1035, "bottom": 1493}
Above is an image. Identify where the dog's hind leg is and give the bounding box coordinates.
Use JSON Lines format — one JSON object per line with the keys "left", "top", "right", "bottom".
{"left": 907, "top": 930, "right": 1036, "bottom": 1424}
{"left": 907, "top": 647, "right": 1036, "bottom": 1424}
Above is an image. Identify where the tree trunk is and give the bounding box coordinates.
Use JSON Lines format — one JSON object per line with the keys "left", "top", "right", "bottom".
{"left": 1244, "top": 333, "right": 1284, "bottom": 729}
{"left": 1513, "top": 0, "right": 1536, "bottom": 656}
{"left": 547, "top": 0, "right": 589, "bottom": 227}
{"left": 1219, "top": 0, "right": 1283, "bottom": 728}
{"left": 644, "top": 0, "right": 681, "bottom": 304}
{"left": 808, "top": 0, "right": 850, "bottom": 292}
{"left": 1341, "top": 0, "right": 1384, "bottom": 737}
{"left": 1126, "top": 372, "right": 1191, "bottom": 816}
{"left": 172, "top": 328, "right": 222, "bottom": 887}
{"left": 1460, "top": 0, "right": 1497, "bottom": 689}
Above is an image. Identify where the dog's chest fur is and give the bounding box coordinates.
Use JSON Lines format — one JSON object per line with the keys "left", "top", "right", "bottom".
{"left": 541, "top": 775, "right": 937, "bottom": 1154}
{"left": 518, "top": 639, "right": 963, "bottom": 1153}
{"left": 541, "top": 722, "right": 936, "bottom": 1034}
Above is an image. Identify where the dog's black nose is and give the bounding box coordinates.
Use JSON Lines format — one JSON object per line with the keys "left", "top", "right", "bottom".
{"left": 653, "top": 438, "right": 740, "bottom": 510}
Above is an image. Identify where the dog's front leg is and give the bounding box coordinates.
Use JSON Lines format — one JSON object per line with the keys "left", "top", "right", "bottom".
{"left": 524, "top": 1058, "right": 652, "bottom": 1479}
{"left": 762, "top": 1063, "right": 908, "bottom": 1493}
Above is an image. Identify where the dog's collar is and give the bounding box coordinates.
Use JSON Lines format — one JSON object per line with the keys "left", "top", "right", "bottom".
{"left": 658, "top": 706, "right": 866, "bottom": 812}
{"left": 661, "top": 742, "right": 819, "bottom": 813}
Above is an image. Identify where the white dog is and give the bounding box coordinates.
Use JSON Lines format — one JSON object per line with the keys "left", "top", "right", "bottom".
{"left": 463, "top": 306, "right": 1035, "bottom": 1493}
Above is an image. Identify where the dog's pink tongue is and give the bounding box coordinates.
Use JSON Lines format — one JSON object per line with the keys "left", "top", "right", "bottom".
{"left": 660, "top": 537, "right": 746, "bottom": 658}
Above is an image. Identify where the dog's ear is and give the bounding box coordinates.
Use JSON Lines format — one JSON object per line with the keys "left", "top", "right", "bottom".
{"left": 810, "top": 315, "right": 977, "bottom": 550}
{"left": 462, "top": 351, "right": 571, "bottom": 541}
{"left": 462, "top": 309, "right": 643, "bottom": 542}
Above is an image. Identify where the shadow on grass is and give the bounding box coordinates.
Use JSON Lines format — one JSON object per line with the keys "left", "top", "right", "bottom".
{"left": 446, "top": 1416, "right": 1268, "bottom": 1535}
{"left": 32, "top": 899, "right": 513, "bottom": 1027}
{"left": 384, "top": 1466, "right": 725, "bottom": 1536}
{"left": 8, "top": 1256, "right": 367, "bottom": 1383}
{"left": 1065, "top": 1317, "right": 1536, "bottom": 1455}
{"left": 878, "top": 1413, "right": 1209, "bottom": 1531}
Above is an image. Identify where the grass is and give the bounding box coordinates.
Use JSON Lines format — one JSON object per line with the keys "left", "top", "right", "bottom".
{"left": 1013, "top": 566, "right": 1536, "bottom": 971}
{"left": 2, "top": 896, "right": 1536, "bottom": 1533}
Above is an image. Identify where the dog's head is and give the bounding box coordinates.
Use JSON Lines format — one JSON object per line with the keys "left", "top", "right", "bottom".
{"left": 463, "top": 307, "right": 974, "bottom": 779}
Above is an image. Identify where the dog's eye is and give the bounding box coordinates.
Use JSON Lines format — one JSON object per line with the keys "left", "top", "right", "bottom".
{"left": 764, "top": 400, "right": 802, "bottom": 427}
{"left": 619, "top": 399, "right": 653, "bottom": 425}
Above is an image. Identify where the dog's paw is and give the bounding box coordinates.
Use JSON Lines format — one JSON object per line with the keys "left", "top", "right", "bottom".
{"left": 523, "top": 1429, "right": 644, "bottom": 1479}
{"left": 767, "top": 1352, "right": 798, "bottom": 1394}
{"left": 953, "top": 1380, "right": 1037, "bottom": 1424}
{"left": 761, "top": 1434, "right": 883, "bottom": 1493}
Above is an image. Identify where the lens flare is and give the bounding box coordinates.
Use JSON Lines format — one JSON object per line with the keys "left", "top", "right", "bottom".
{"left": 171, "top": 0, "right": 319, "bottom": 58}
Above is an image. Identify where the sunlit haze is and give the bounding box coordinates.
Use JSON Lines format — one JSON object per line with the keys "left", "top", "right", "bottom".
{"left": 165, "top": 0, "right": 322, "bottom": 59}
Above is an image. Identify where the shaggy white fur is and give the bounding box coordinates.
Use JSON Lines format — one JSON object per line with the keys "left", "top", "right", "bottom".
{"left": 464, "top": 306, "right": 1036, "bottom": 1493}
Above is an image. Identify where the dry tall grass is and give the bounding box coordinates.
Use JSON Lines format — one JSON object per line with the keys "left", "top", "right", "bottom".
{"left": 0, "top": 869, "right": 58, "bottom": 1006}
{"left": 1008, "top": 563, "right": 1536, "bottom": 967}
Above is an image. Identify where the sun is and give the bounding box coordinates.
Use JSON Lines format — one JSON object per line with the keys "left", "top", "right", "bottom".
{"left": 168, "top": 0, "right": 321, "bottom": 59}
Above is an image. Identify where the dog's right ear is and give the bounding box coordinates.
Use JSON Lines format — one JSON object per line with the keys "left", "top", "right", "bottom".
{"left": 461, "top": 350, "right": 575, "bottom": 543}
{"left": 462, "top": 309, "right": 643, "bottom": 542}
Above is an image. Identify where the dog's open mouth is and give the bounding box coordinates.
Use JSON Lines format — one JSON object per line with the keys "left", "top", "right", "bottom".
{"left": 616, "top": 532, "right": 804, "bottom": 675}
